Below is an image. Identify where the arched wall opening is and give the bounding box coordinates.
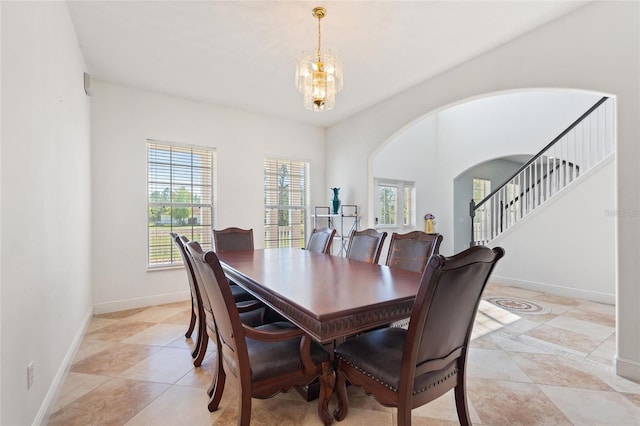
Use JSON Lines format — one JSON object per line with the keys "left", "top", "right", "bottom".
{"left": 369, "top": 89, "right": 607, "bottom": 254}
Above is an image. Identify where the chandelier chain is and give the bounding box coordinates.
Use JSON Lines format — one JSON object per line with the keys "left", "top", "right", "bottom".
{"left": 317, "top": 15, "right": 322, "bottom": 61}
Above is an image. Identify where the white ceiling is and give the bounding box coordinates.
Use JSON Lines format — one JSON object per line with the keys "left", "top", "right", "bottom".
{"left": 67, "top": 0, "right": 588, "bottom": 128}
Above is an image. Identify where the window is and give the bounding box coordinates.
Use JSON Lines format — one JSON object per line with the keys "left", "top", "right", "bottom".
{"left": 264, "top": 157, "right": 309, "bottom": 248}
{"left": 375, "top": 179, "right": 415, "bottom": 227}
{"left": 472, "top": 178, "right": 491, "bottom": 241}
{"left": 147, "top": 141, "right": 215, "bottom": 268}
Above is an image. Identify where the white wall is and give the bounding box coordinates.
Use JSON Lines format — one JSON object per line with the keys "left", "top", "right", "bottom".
{"left": 491, "top": 157, "right": 616, "bottom": 303}
{"left": 91, "top": 81, "right": 326, "bottom": 312}
{"left": 371, "top": 115, "right": 438, "bottom": 231}
{"left": 326, "top": 1, "right": 640, "bottom": 380}
{"left": 1, "top": 2, "right": 92, "bottom": 425}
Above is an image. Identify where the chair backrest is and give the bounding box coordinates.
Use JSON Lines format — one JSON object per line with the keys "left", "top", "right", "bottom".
{"left": 171, "top": 233, "right": 202, "bottom": 305}
{"left": 385, "top": 231, "right": 443, "bottom": 273}
{"left": 401, "top": 245, "right": 505, "bottom": 386}
{"left": 346, "top": 228, "right": 388, "bottom": 264}
{"left": 306, "top": 227, "right": 336, "bottom": 254}
{"left": 186, "top": 241, "right": 250, "bottom": 377}
{"left": 212, "top": 227, "right": 254, "bottom": 252}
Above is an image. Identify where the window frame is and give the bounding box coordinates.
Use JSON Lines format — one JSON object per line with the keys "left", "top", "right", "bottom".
{"left": 146, "top": 140, "right": 216, "bottom": 270}
{"left": 263, "top": 157, "right": 310, "bottom": 249}
{"left": 374, "top": 178, "right": 416, "bottom": 229}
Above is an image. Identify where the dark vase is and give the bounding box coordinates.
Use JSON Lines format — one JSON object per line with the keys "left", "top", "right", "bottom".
{"left": 331, "top": 187, "right": 341, "bottom": 214}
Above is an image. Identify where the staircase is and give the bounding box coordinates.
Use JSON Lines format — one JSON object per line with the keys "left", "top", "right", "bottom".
{"left": 470, "top": 96, "right": 615, "bottom": 246}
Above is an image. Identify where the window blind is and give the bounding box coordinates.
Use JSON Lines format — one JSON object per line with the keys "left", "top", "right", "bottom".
{"left": 264, "top": 157, "right": 309, "bottom": 249}
{"left": 147, "top": 141, "right": 215, "bottom": 268}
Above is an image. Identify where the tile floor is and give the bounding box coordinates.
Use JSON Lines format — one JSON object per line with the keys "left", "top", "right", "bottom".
{"left": 47, "top": 283, "right": 640, "bottom": 425}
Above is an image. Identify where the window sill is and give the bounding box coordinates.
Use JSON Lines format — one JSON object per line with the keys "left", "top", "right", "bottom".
{"left": 147, "top": 265, "right": 184, "bottom": 272}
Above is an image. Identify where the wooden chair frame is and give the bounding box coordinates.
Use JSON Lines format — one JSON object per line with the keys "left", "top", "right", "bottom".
{"left": 385, "top": 231, "right": 443, "bottom": 273}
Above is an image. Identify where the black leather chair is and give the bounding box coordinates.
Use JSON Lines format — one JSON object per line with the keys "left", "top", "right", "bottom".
{"left": 187, "top": 243, "right": 334, "bottom": 425}
{"left": 346, "top": 228, "right": 387, "bottom": 264}
{"left": 333, "top": 245, "right": 504, "bottom": 425}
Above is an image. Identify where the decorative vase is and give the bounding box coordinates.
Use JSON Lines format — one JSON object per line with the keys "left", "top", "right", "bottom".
{"left": 331, "top": 187, "right": 341, "bottom": 214}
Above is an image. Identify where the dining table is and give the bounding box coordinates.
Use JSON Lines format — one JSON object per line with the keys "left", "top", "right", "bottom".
{"left": 217, "top": 247, "right": 423, "bottom": 344}
{"left": 216, "top": 247, "right": 422, "bottom": 423}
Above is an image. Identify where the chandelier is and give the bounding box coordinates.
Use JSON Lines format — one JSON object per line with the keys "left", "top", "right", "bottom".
{"left": 295, "top": 6, "right": 343, "bottom": 112}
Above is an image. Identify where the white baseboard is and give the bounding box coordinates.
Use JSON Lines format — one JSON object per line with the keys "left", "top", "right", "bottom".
{"left": 491, "top": 276, "right": 615, "bottom": 305}
{"left": 93, "top": 290, "right": 190, "bottom": 314}
{"left": 615, "top": 356, "right": 640, "bottom": 383}
{"left": 33, "top": 306, "right": 93, "bottom": 426}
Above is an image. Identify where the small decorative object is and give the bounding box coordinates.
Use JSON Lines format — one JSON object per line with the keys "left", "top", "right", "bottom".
{"left": 331, "top": 187, "right": 341, "bottom": 214}
{"left": 424, "top": 213, "right": 436, "bottom": 233}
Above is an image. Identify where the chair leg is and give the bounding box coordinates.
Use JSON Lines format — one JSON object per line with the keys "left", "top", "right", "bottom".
{"left": 318, "top": 361, "right": 335, "bottom": 425}
{"left": 238, "top": 388, "right": 252, "bottom": 426}
{"left": 193, "top": 316, "right": 208, "bottom": 367}
{"left": 454, "top": 382, "right": 471, "bottom": 426}
{"left": 396, "top": 403, "right": 412, "bottom": 426}
{"left": 207, "top": 340, "right": 226, "bottom": 412}
{"left": 191, "top": 312, "right": 202, "bottom": 358}
{"left": 333, "top": 367, "right": 349, "bottom": 421}
{"left": 185, "top": 298, "right": 197, "bottom": 338}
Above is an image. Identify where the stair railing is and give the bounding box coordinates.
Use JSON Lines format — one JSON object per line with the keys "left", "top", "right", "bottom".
{"left": 470, "top": 96, "right": 614, "bottom": 246}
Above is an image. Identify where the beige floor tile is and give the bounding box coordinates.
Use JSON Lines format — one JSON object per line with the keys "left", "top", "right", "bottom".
{"left": 52, "top": 372, "right": 110, "bottom": 412}
{"left": 589, "top": 368, "right": 640, "bottom": 394}
{"left": 411, "top": 389, "right": 481, "bottom": 424}
{"left": 166, "top": 334, "right": 198, "bottom": 351}
{"left": 95, "top": 307, "right": 147, "bottom": 320}
{"left": 532, "top": 293, "right": 583, "bottom": 307}
{"left": 470, "top": 333, "right": 501, "bottom": 349}
{"left": 467, "top": 348, "right": 532, "bottom": 382}
{"left": 122, "top": 323, "right": 187, "bottom": 346}
{"left": 468, "top": 378, "right": 572, "bottom": 425}
{"left": 125, "top": 385, "right": 220, "bottom": 425}
{"left": 340, "top": 385, "right": 393, "bottom": 413}
{"left": 587, "top": 333, "right": 616, "bottom": 365}
{"left": 545, "top": 314, "right": 615, "bottom": 342}
{"left": 163, "top": 308, "right": 194, "bottom": 326}
{"left": 84, "top": 321, "right": 156, "bottom": 342}
{"left": 563, "top": 300, "right": 615, "bottom": 327}
{"left": 213, "top": 392, "right": 313, "bottom": 426}
{"left": 48, "top": 378, "right": 169, "bottom": 426}
{"left": 85, "top": 317, "right": 119, "bottom": 333}
{"left": 326, "top": 406, "right": 392, "bottom": 426}
{"left": 175, "top": 352, "right": 217, "bottom": 389}
{"left": 539, "top": 385, "right": 640, "bottom": 425}
{"left": 624, "top": 392, "right": 640, "bottom": 408}
{"left": 525, "top": 323, "right": 605, "bottom": 355}
{"left": 118, "top": 347, "right": 196, "bottom": 384}
{"left": 509, "top": 352, "right": 614, "bottom": 390}
{"left": 125, "top": 305, "right": 187, "bottom": 323}
{"left": 71, "top": 343, "right": 162, "bottom": 376}
{"left": 489, "top": 332, "right": 549, "bottom": 354}
{"left": 71, "top": 339, "right": 114, "bottom": 363}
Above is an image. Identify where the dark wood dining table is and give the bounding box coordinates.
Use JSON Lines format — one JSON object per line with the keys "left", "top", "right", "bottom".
{"left": 217, "top": 247, "right": 422, "bottom": 424}
{"left": 217, "top": 247, "right": 422, "bottom": 344}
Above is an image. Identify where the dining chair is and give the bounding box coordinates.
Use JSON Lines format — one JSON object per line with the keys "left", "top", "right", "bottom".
{"left": 385, "top": 231, "right": 443, "bottom": 273}
{"left": 212, "top": 227, "right": 254, "bottom": 252}
{"left": 334, "top": 245, "right": 505, "bottom": 426}
{"left": 176, "top": 236, "right": 265, "bottom": 367}
{"left": 346, "top": 228, "right": 388, "bottom": 264}
{"left": 211, "top": 227, "right": 256, "bottom": 302}
{"left": 170, "top": 232, "right": 206, "bottom": 365}
{"left": 187, "top": 243, "right": 335, "bottom": 425}
{"left": 306, "top": 227, "right": 336, "bottom": 254}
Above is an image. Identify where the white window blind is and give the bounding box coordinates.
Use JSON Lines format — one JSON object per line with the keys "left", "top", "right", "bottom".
{"left": 147, "top": 141, "right": 215, "bottom": 268}
{"left": 264, "top": 157, "right": 309, "bottom": 249}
